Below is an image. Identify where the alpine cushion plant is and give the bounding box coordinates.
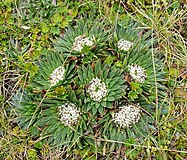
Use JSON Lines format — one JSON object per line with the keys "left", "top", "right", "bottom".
{"left": 54, "top": 21, "right": 108, "bottom": 60}
{"left": 111, "top": 23, "right": 142, "bottom": 54}
{"left": 98, "top": 103, "right": 155, "bottom": 151}
{"left": 11, "top": 19, "right": 168, "bottom": 156}
{"left": 78, "top": 61, "right": 126, "bottom": 115}
{"left": 32, "top": 51, "right": 76, "bottom": 90}
{"left": 35, "top": 90, "right": 95, "bottom": 149}
{"left": 111, "top": 22, "right": 166, "bottom": 102}
{"left": 124, "top": 43, "right": 167, "bottom": 102}
{"left": 12, "top": 89, "right": 94, "bottom": 150}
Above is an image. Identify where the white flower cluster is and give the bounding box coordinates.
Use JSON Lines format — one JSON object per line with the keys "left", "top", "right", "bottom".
{"left": 49, "top": 66, "right": 65, "bottom": 86}
{"left": 72, "top": 35, "right": 94, "bottom": 52}
{"left": 118, "top": 39, "right": 133, "bottom": 51}
{"left": 58, "top": 103, "right": 80, "bottom": 126}
{"left": 112, "top": 104, "right": 141, "bottom": 128}
{"left": 129, "top": 64, "right": 146, "bottom": 83}
{"left": 87, "top": 77, "right": 107, "bottom": 102}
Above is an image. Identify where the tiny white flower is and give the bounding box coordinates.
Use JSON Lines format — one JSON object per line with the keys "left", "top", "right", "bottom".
{"left": 82, "top": 37, "right": 94, "bottom": 46}
{"left": 118, "top": 39, "right": 133, "bottom": 51}
{"left": 87, "top": 77, "right": 107, "bottom": 102}
{"left": 21, "top": 26, "right": 30, "bottom": 30}
{"left": 129, "top": 64, "right": 146, "bottom": 83}
{"left": 112, "top": 104, "right": 141, "bottom": 128}
{"left": 72, "top": 35, "right": 94, "bottom": 52}
{"left": 58, "top": 103, "right": 80, "bottom": 126}
{"left": 50, "top": 66, "right": 65, "bottom": 86}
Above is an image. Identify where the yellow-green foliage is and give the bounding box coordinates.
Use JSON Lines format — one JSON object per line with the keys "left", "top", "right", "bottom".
{"left": 0, "top": 0, "right": 186, "bottom": 159}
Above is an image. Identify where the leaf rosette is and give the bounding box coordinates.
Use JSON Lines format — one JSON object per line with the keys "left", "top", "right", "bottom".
{"left": 111, "top": 23, "right": 147, "bottom": 53}
{"left": 35, "top": 90, "right": 95, "bottom": 149}
{"left": 78, "top": 61, "right": 126, "bottom": 115}
{"left": 54, "top": 21, "right": 108, "bottom": 58}
{"left": 124, "top": 44, "right": 167, "bottom": 102}
{"left": 99, "top": 103, "right": 155, "bottom": 150}
{"left": 110, "top": 22, "right": 166, "bottom": 103}
{"left": 32, "top": 52, "right": 76, "bottom": 90}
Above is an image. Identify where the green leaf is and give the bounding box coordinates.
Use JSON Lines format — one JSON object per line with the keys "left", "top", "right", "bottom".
{"left": 128, "top": 90, "right": 138, "bottom": 101}
{"left": 110, "top": 85, "right": 121, "bottom": 91}
{"left": 50, "top": 27, "right": 60, "bottom": 35}
{"left": 95, "top": 102, "right": 100, "bottom": 108}
{"left": 104, "top": 55, "right": 116, "bottom": 66}
{"left": 41, "top": 23, "right": 50, "bottom": 33}
{"left": 169, "top": 68, "right": 179, "bottom": 78}
{"left": 27, "top": 149, "right": 38, "bottom": 160}
{"left": 106, "top": 101, "right": 112, "bottom": 108}
{"left": 98, "top": 105, "right": 104, "bottom": 114}
{"left": 30, "top": 126, "right": 40, "bottom": 137}
{"left": 114, "top": 60, "right": 123, "bottom": 67}
{"left": 101, "top": 101, "right": 107, "bottom": 107}
{"left": 95, "top": 61, "right": 101, "bottom": 75}
{"left": 92, "top": 106, "right": 97, "bottom": 115}
{"left": 52, "top": 13, "right": 63, "bottom": 23}
{"left": 130, "top": 82, "right": 141, "bottom": 90}
{"left": 24, "top": 63, "right": 38, "bottom": 77}
{"left": 107, "top": 96, "right": 115, "bottom": 101}
{"left": 77, "top": 137, "right": 83, "bottom": 149}
{"left": 107, "top": 91, "right": 116, "bottom": 97}
{"left": 86, "top": 103, "right": 93, "bottom": 111}
{"left": 130, "top": 82, "right": 143, "bottom": 94}
{"left": 34, "top": 141, "right": 43, "bottom": 149}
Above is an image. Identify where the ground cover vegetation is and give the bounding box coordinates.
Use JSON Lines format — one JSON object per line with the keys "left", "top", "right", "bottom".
{"left": 0, "top": 0, "right": 187, "bottom": 159}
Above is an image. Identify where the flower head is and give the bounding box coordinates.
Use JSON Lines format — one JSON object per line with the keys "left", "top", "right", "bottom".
{"left": 58, "top": 103, "right": 80, "bottom": 126}
{"left": 112, "top": 104, "right": 141, "bottom": 128}
{"left": 129, "top": 64, "right": 146, "bottom": 83}
{"left": 50, "top": 66, "right": 65, "bottom": 86}
{"left": 87, "top": 77, "right": 107, "bottom": 102}
{"left": 118, "top": 39, "right": 133, "bottom": 51}
{"left": 72, "top": 35, "right": 94, "bottom": 52}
